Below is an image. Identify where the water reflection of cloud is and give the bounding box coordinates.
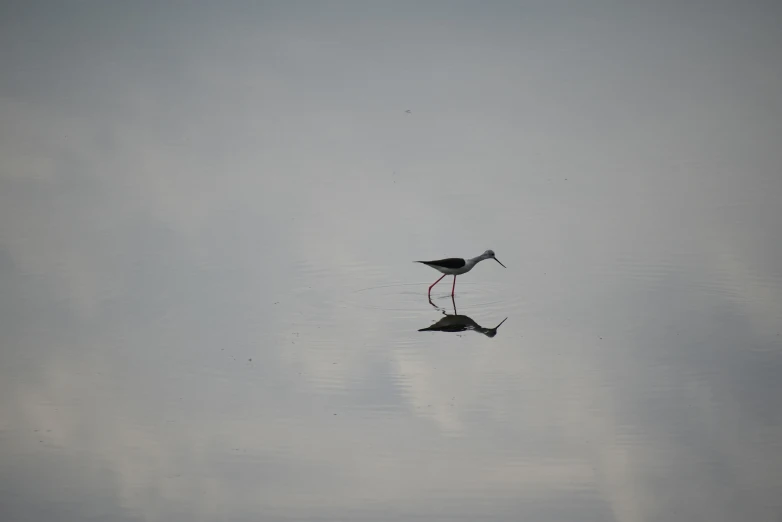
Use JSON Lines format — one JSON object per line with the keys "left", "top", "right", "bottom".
{"left": 2, "top": 2, "right": 782, "bottom": 521}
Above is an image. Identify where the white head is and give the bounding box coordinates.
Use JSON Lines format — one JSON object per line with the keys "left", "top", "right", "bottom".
{"left": 483, "top": 317, "right": 509, "bottom": 337}
{"left": 482, "top": 250, "right": 506, "bottom": 268}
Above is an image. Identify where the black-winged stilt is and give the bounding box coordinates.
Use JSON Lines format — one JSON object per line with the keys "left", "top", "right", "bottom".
{"left": 415, "top": 249, "right": 506, "bottom": 297}
{"left": 420, "top": 295, "right": 508, "bottom": 337}
{"left": 419, "top": 314, "right": 508, "bottom": 337}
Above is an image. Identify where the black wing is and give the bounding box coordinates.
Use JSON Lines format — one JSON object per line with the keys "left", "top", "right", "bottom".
{"left": 416, "top": 258, "right": 466, "bottom": 269}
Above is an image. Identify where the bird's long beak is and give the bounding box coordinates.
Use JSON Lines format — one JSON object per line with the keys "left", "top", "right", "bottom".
{"left": 494, "top": 257, "right": 507, "bottom": 268}
{"left": 494, "top": 317, "right": 508, "bottom": 330}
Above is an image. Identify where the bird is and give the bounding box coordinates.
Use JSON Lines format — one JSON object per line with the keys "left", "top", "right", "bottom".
{"left": 415, "top": 250, "right": 506, "bottom": 297}
{"left": 420, "top": 295, "right": 508, "bottom": 337}
{"left": 419, "top": 314, "right": 508, "bottom": 338}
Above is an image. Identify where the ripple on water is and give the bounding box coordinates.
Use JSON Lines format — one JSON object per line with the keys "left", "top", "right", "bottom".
{"left": 330, "top": 281, "right": 527, "bottom": 321}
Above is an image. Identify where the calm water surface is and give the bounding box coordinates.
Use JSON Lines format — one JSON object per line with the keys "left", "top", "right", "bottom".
{"left": 2, "top": 3, "right": 782, "bottom": 521}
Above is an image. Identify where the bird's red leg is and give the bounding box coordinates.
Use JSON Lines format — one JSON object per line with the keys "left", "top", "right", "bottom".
{"left": 451, "top": 275, "right": 457, "bottom": 296}
{"left": 428, "top": 274, "right": 446, "bottom": 296}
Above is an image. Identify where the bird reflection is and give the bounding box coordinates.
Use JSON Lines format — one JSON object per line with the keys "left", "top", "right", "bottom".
{"left": 420, "top": 297, "right": 508, "bottom": 338}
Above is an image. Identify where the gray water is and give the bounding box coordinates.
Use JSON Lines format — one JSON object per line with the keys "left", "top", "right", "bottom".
{"left": 2, "top": 3, "right": 782, "bottom": 521}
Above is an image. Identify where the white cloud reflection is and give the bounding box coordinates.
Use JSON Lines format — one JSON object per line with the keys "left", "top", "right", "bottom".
{"left": 2, "top": 2, "right": 781, "bottom": 521}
